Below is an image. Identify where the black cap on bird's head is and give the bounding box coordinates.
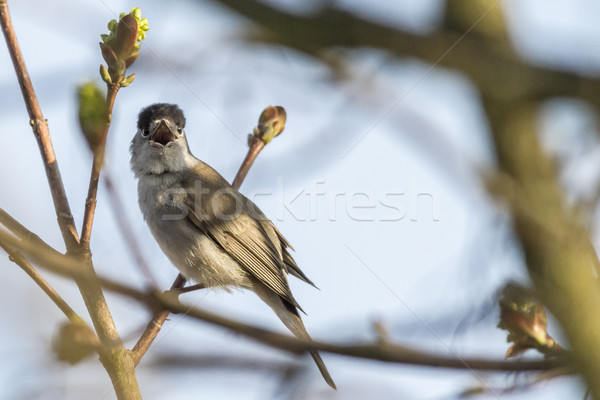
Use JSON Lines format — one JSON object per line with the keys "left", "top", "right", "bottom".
{"left": 137, "top": 103, "right": 186, "bottom": 147}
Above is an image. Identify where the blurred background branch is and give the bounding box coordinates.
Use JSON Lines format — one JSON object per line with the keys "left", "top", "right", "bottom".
{"left": 0, "top": 227, "right": 568, "bottom": 373}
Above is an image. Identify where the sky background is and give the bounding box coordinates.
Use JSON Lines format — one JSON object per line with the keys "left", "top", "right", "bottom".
{"left": 0, "top": 0, "right": 599, "bottom": 399}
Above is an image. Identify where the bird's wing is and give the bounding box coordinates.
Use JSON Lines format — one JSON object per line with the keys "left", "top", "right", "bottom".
{"left": 183, "top": 169, "right": 304, "bottom": 311}
{"left": 262, "top": 220, "right": 317, "bottom": 288}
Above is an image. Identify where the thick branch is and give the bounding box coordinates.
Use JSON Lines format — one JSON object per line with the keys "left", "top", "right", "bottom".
{"left": 486, "top": 99, "right": 600, "bottom": 399}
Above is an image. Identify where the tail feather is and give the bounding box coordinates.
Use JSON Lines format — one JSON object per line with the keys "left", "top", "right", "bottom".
{"left": 283, "top": 310, "right": 337, "bottom": 389}
{"left": 253, "top": 282, "right": 336, "bottom": 389}
{"left": 309, "top": 349, "right": 337, "bottom": 389}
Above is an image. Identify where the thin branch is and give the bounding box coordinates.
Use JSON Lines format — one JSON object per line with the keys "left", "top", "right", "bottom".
{"left": 2, "top": 228, "right": 566, "bottom": 373}
{"left": 172, "top": 283, "right": 206, "bottom": 295}
{"left": 232, "top": 138, "right": 265, "bottom": 190}
{"left": 131, "top": 136, "right": 268, "bottom": 364}
{"left": 0, "top": 0, "right": 78, "bottom": 250}
{"left": 131, "top": 274, "right": 186, "bottom": 364}
{"left": 80, "top": 84, "right": 120, "bottom": 250}
{"left": 0, "top": 234, "right": 86, "bottom": 325}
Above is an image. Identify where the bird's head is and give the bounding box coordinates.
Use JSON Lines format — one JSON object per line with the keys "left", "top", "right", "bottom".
{"left": 131, "top": 103, "right": 194, "bottom": 176}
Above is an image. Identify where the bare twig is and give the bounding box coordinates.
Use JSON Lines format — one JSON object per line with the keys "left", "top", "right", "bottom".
{"left": 131, "top": 274, "right": 186, "bottom": 364}
{"left": 80, "top": 84, "right": 119, "bottom": 250}
{"left": 232, "top": 137, "right": 265, "bottom": 190}
{"left": 0, "top": 0, "right": 78, "bottom": 250}
{"left": 172, "top": 283, "right": 206, "bottom": 295}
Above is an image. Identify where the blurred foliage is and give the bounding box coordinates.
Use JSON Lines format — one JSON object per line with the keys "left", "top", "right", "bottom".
{"left": 77, "top": 82, "right": 107, "bottom": 152}
{"left": 498, "top": 282, "right": 563, "bottom": 358}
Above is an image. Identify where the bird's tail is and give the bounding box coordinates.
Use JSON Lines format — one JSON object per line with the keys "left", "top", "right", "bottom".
{"left": 308, "top": 346, "right": 337, "bottom": 390}
{"left": 253, "top": 284, "right": 336, "bottom": 389}
{"left": 278, "top": 304, "right": 337, "bottom": 390}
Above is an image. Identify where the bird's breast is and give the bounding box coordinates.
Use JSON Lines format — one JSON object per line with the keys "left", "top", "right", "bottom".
{"left": 137, "top": 174, "right": 251, "bottom": 289}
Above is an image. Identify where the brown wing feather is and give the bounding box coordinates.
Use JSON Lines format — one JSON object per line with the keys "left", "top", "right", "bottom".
{"left": 183, "top": 170, "right": 304, "bottom": 310}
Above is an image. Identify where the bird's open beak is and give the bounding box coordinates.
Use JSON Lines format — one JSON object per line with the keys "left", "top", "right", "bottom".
{"left": 150, "top": 120, "right": 176, "bottom": 147}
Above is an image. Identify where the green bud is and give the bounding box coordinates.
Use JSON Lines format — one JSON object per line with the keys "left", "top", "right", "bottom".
{"left": 99, "top": 64, "right": 112, "bottom": 84}
{"left": 100, "top": 8, "right": 148, "bottom": 79}
{"left": 107, "top": 19, "right": 118, "bottom": 32}
{"left": 78, "top": 82, "right": 108, "bottom": 152}
{"left": 120, "top": 73, "right": 136, "bottom": 87}
{"left": 131, "top": 7, "right": 142, "bottom": 20}
{"left": 99, "top": 42, "right": 117, "bottom": 66}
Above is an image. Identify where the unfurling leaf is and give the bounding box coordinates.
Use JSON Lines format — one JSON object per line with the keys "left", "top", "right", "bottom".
{"left": 113, "top": 14, "right": 138, "bottom": 59}
{"left": 99, "top": 7, "right": 148, "bottom": 87}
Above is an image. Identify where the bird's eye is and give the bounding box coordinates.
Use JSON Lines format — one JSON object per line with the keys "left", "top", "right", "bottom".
{"left": 177, "top": 127, "right": 183, "bottom": 135}
{"left": 141, "top": 129, "right": 150, "bottom": 138}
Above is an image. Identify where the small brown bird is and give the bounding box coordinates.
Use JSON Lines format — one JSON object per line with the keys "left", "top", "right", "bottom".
{"left": 130, "top": 103, "right": 335, "bottom": 388}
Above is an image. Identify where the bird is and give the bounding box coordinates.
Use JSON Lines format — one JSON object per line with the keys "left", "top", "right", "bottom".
{"left": 130, "top": 103, "right": 335, "bottom": 389}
